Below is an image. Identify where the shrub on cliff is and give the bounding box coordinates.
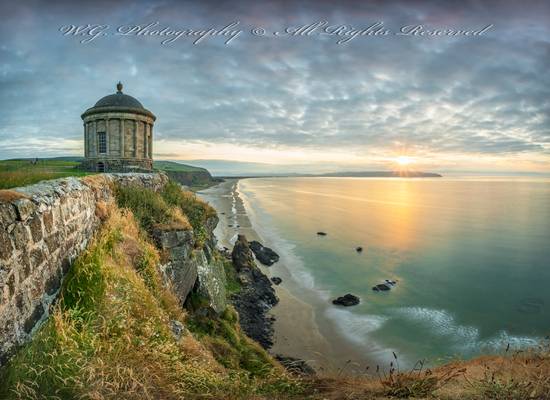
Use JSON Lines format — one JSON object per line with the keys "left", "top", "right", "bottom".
{"left": 114, "top": 183, "right": 190, "bottom": 234}
{"left": 161, "top": 180, "right": 216, "bottom": 246}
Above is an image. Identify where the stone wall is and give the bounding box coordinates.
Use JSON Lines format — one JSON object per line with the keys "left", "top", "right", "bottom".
{"left": 0, "top": 173, "right": 168, "bottom": 365}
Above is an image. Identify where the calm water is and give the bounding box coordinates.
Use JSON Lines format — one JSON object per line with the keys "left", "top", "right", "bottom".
{"left": 238, "top": 177, "right": 550, "bottom": 365}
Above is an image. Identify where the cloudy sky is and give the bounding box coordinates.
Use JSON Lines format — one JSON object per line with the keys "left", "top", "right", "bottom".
{"left": 0, "top": 0, "right": 549, "bottom": 175}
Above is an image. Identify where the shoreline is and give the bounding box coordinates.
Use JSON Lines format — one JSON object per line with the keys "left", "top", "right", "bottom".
{"left": 198, "top": 178, "right": 379, "bottom": 373}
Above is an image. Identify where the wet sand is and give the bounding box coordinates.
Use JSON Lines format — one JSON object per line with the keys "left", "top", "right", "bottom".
{"left": 198, "top": 179, "right": 376, "bottom": 373}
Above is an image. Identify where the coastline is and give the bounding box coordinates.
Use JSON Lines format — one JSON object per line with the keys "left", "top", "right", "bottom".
{"left": 198, "top": 178, "right": 378, "bottom": 373}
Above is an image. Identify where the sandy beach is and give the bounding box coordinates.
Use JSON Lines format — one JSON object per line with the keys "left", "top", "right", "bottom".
{"left": 199, "top": 179, "right": 377, "bottom": 373}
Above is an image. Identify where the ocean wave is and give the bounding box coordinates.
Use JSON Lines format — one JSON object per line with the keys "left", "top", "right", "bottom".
{"left": 392, "top": 307, "right": 479, "bottom": 343}
{"left": 391, "top": 307, "right": 541, "bottom": 353}
{"left": 324, "top": 307, "right": 405, "bottom": 365}
{"left": 325, "top": 308, "right": 388, "bottom": 345}
{"left": 237, "top": 181, "right": 317, "bottom": 291}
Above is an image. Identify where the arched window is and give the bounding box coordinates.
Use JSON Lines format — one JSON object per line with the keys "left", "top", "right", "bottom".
{"left": 97, "top": 162, "right": 105, "bottom": 172}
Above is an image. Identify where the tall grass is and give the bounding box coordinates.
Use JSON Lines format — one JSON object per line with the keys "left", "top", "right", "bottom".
{"left": 160, "top": 181, "right": 216, "bottom": 246}
{"left": 0, "top": 159, "right": 89, "bottom": 189}
{"left": 114, "top": 184, "right": 190, "bottom": 234}
{"left": 0, "top": 200, "right": 305, "bottom": 399}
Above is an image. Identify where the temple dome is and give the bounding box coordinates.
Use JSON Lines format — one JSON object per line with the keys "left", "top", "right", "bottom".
{"left": 94, "top": 92, "right": 144, "bottom": 109}
{"left": 81, "top": 82, "right": 155, "bottom": 120}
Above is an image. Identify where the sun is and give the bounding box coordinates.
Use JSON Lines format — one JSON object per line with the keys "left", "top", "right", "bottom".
{"left": 396, "top": 156, "right": 413, "bottom": 166}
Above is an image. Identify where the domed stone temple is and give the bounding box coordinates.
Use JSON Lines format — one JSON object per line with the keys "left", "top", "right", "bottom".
{"left": 81, "top": 82, "right": 155, "bottom": 172}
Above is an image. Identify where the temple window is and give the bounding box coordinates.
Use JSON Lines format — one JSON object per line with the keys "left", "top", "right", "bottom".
{"left": 97, "top": 131, "right": 106, "bottom": 154}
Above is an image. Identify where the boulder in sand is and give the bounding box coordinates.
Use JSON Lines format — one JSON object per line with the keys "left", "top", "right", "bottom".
{"left": 271, "top": 277, "right": 282, "bottom": 285}
{"left": 249, "top": 240, "right": 280, "bottom": 266}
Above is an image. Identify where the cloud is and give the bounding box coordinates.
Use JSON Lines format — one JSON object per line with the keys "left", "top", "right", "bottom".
{"left": 0, "top": 0, "right": 549, "bottom": 173}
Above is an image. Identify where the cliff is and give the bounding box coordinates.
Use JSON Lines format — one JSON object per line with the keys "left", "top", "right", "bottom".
{"left": 0, "top": 173, "right": 227, "bottom": 365}
{"left": 0, "top": 174, "right": 303, "bottom": 399}
{"left": 1, "top": 174, "right": 548, "bottom": 400}
{"left": 153, "top": 160, "right": 218, "bottom": 189}
{"left": 0, "top": 173, "right": 167, "bottom": 364}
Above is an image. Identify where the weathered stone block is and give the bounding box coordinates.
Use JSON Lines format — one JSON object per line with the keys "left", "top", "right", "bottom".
{"left": 23, "top": 302, "right": 44, "bottom": 333}
{"left": 11, "top": 223, "right": 29, "bottom": 251}
{"left": 29, "top": 248, "right": 46, "bottom": 270}
{"left": 6, "top": 273, "right": 16, "bottom": 297}
{"left": 14, "top": 292, "right": 25, "bottom": 312}
{"left": 42, "top": 210, "right": 53, "bottom": 234}
{"left": 13, "top": 199, "right": 36, "bottom": 222}
{"left": 0, "top": 203, "right": 17, "bottom": 228}
{"left": 45, "top": 267, "right": 62, "bottom": 296}
{"left": 0, "top": 229, "right": 13, "bottom": 261}
{"left": 18, "top": 253, "right": 32, "bottom": 282}
{"left": 29, "top": 215, "right": 43, "bottom": 243}
{"left": 44, "top": 234, "right": 57, "bottom": 254}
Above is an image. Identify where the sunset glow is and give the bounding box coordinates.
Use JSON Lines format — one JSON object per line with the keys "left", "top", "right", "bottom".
{"left": 396, "top": 156, "right": 413, "bottom": 167}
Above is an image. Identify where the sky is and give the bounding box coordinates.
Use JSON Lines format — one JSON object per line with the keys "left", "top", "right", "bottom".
{"left": 0, "top": 0, "right": 549, "bottom": 175}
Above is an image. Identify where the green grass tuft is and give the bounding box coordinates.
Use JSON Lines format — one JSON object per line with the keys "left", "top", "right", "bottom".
{"left": 160, "top": 180, "right": 216, "bottom": 247}
{"left": 114, "top": 184, "right": 175, "bottom": 234}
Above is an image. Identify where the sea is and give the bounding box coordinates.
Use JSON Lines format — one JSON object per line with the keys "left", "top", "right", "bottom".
{"left": 237, "top": 176, "right": 550, "bottom": 366}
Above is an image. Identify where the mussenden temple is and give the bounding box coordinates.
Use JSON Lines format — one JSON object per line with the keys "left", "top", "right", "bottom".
{"left": 81, "top": 82, "right": 155, "bottom": 172}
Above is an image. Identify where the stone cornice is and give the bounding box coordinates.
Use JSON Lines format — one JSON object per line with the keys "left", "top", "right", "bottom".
{"left": 81, "top": 106, "right": 156, "bottom": 121}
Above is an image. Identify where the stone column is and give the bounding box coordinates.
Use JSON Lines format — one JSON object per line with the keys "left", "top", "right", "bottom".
{"left": 120, "top": 119, "right": 125, "bottom": 158}
{"left": 133, "top": 120, "right": 137, "bottom": 158}
{"left": 149, "top": 123, "right": 153, "bottom": 159}
{"left": 92, "top": 120, "right": 98, "bottom": 157}
{"left": 83, "top": 123, "right": 87, "bottom": 157}
{"left": 143, "top": 122, "right": 148, "bottom": 158}
{"left": 105, "top": 117, "right": 109, "bottom": 155}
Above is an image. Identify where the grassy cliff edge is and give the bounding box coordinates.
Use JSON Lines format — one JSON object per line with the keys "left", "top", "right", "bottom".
{"left": 1, "top": 180, "right": 549, "bottom": 400}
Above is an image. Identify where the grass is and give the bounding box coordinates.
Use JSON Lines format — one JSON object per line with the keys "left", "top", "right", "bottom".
{"left": 114, "top": 183, "right": 191, "bottom": 235}
{"left": 3, "top": 176, "right": 550, "bottom": 399}
{"left": 113, "top": 181, "right": 215, "bottom": 249}
{"left": 375, "top": 353, "right": 465, "bottom": 398}
{"left": 305, "top": 344, "right": 550, "bottom": 400}
{"left": 153, "top": 160, "right": 207, "bottom": 172}
{"left": 0, "top": 205, "right": 305, "bottom": 399}
{"left": 224, "top": 259, "right": 242, "bottom": 295}
{"left": 0, "top": 159, "right": 90, "bottom": 189}
{"left": 463, "top": 343, "right": 550, "bottom": 400}
{"left": 160, "top": 180, "right": 216, "bottom": 246}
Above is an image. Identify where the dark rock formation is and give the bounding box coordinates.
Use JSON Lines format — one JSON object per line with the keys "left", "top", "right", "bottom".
{"left": 332, "top": 293, "right": 360, "bottom": 306}
{"left": 249, "top": 240, "right": 280, "bottom": 266}
{"left": 230, "top": 235, "right": 279, "bottom": 348}
{"left": 231, "top": 234, "right": 256, "bottom": 271}
{"left": 275, "top": 355, "right": 316, "bottom": 375}
{"left": 271, "top": 277, "right": 282, "bottom": 285}
{"left": 372, "top": 280, "right": 397, "bottom": 292}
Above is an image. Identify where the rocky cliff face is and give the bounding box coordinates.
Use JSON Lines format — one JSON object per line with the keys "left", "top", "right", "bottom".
{"left": 230, "top": 235, "right": 278, "bottom": 348}
{"left": 0, "top": 173, "right": 227, "bottom": 365}
{"left": 154, "top": 214, "right": 226, "bottom": 314}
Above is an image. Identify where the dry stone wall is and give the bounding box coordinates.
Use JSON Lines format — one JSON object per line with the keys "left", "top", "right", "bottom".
{"left": 0, "top": 173, "right": 168, "bottom": 365}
